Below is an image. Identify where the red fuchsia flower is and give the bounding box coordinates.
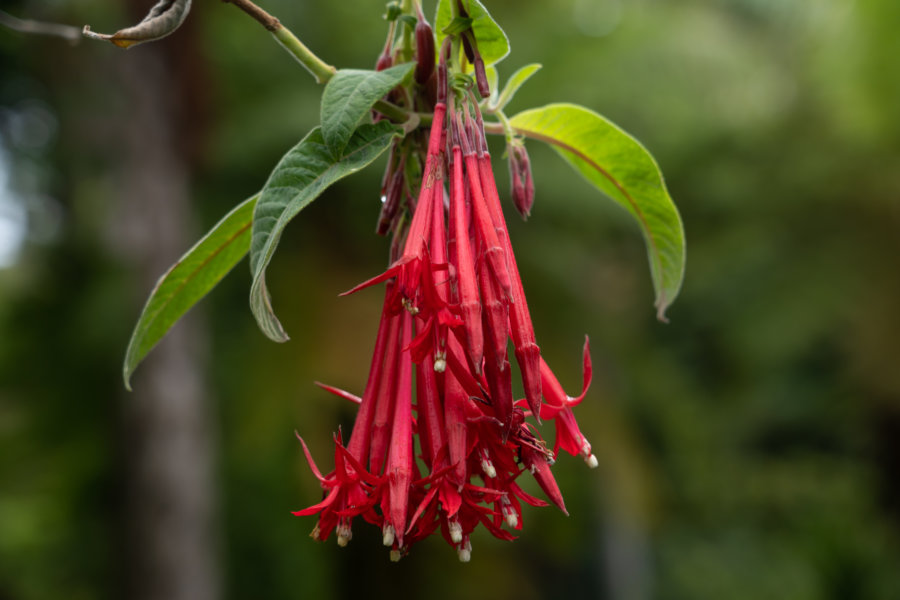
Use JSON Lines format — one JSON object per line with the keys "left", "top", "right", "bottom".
{"left": 294, "top": 42, "right": 597, "bottom": 561}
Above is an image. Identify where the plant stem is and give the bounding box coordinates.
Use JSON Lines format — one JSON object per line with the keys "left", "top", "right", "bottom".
{"left": 223, "top": 0, "right": 336, "bottom": 83}
{"left": 271, "top": 26, "right": 336, "bottom": 84}
{"left": 224, "top": 0, "right": 425, "bottom": 125}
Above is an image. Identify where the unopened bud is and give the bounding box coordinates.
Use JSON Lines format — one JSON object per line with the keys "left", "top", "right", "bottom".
{"left": 508, "top": 142, "right": 534, "bottom": 219}
{"left": 437, "top": 37, "right": 452, "bottom": 104}
{"left": 382, "top": 524, "right": 395, "bottom": 546}
{"left": 376, "top": 52, "right": 393, "bottom": 72}
{"left": 474, "top": 56, "right": 490, "bottom": 99}
{"left": 414, "top": 20, "right": 435, "bottom": 84}
{"left": 461, "top": 34, "right": 475, "bottom": 63}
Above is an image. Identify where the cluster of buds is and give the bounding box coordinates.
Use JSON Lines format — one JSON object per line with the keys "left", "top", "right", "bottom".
{"left": 294, "top": 16, "right": 596, "bottom": 562}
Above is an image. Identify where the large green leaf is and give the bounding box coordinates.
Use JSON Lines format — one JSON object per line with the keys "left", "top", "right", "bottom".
{"left": 123, "top": 195, "right": 257, "bottom": 389}
{"left": 250, "top": 121, "right": 401, "bottom": 342}
{"left": 435, "top": 0, "right": 510, "bottom": 67}
{"left": 509, "top": 103, "right": 685, "bottom": 319}
{"left": 320, "top": 63, "right": 414, "bottom": 157}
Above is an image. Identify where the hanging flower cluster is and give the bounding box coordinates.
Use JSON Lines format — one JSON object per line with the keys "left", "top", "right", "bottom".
{"left": 294, "top": 16, "right": 597, "bottom": 563}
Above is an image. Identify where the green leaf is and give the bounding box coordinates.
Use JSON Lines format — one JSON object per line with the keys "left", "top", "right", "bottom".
{"left": 320, "top": 63, "right": 414, "bottom": 157}
{"left": 484, "top": 64, "right": 499, "bottom": 106}
{"left": 441, "top": 16, "right": 473, "bottom": 36}
{"left": 490, "top": 63, "right": 541, "bottom": 112}
{"left": 123, "top": 195, "right": 257, "bottom": 389}
{"left": 509, "top": 103, "right": 685, "bottom": 320}
{"left": 435, "top": 0, "right": 510, "bottom": 67}
{"left": 250, "top": 121, "right": 401, "bottom": 342}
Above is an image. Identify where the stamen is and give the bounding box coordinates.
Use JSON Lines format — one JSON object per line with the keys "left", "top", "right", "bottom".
{"left": 501, "top": 496, "right": 518, "bottom": 528}
{"left": 449, "top": 520, "right": 463, "bottom": 544}
{"left": 336, "top": 524, "right": 352, "bottom": 547}
{"left": 434, "top": 352, "right": 447, "bottom": 373}
{"left": 480, "top": 450, "right": 496, "bottom": 479}
{"left": 382, "top": 524, "right": 396, "bottom": 546}
{"left": 457, "top": 538, "right": 472, "bottom": 563}
{"left": 390, "top": 549, "right": 402, "bottom": 562}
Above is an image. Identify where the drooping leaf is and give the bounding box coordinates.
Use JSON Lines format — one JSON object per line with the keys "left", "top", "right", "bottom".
{"left": 490, "top": 63, "right": 542, "bottom": 112}
{"left": 123, "top": 194, "right": 256, "bottom": 389}
{"left": 320, "top": 63, "right": 414, "bottom": 157}
{"left": 435, "top": 0, "right": 510, "bottom": 67}
{"left": 509, "top": 103, "right": 685, "bottom": 319}
{"left": 250, "top": 122, "right": 401, "bottom": 342}
{"left": 83, "top": 0, "right": 191, "bottom": 48}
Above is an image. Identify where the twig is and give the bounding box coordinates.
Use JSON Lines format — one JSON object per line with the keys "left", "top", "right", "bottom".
{"left": 222, "top": 0, "right": 336, "bottom": 84}
{"left": 0, "top": 9, "right": 82, "bottom": 43}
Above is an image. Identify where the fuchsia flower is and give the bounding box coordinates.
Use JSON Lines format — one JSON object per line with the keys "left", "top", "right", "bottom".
{"left": 294, "top": 42, "right": 597, "bottom": 563}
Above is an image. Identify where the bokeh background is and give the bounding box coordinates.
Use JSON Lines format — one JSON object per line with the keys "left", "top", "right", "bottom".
{"left": 2, "top": 0, "right": 899, "bottom": 599}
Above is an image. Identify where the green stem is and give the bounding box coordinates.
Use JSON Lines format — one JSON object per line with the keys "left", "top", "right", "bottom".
{"left": 224, "top": 0, "right": 336, "bottom": 83}
{"left": 226, "top": 0, "right": 424, "bottom": 125}
{"left": 493, "top": 110, "right": 516, "bottom": 143}
{"left": 271, "top": 26, "right": 336, "bottom": 84}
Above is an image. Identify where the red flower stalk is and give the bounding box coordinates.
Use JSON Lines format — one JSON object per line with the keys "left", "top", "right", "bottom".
{"left": 294, "top": 59, "right": 596, "bottom": 560}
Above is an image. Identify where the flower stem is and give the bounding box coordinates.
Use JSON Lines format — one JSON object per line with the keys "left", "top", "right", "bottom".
{"left": 224, "top": 0, "right": 430, "bottom": 125}
{"left": 223, "top": 0, "right": 336, "bottom": 83}
{"left": 271, "top": 26, "right": 336, "bottom": 84}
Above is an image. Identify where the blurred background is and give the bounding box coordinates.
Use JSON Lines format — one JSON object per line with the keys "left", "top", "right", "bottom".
{"left": 2, "top": 0, "right": 899, "bottom": 598}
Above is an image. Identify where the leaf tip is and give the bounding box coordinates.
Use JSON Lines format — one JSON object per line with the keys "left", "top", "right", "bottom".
{"left": 655, "top": 296, "right": 671, "bottom": 324}
{"left": 123, "top": 365, "right": 134, "bottom": 391}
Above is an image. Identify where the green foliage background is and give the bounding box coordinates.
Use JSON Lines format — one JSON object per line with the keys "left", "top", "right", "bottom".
{"left": 2, "top": 0, "right": 900, "bottom": 598}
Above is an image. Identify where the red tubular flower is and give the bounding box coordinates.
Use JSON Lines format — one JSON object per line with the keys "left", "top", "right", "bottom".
{"left": 294, "top": 55, "right": 596, "bottom": 560}
{"left": 475, "top": 131, "right": 543, "bottom": 420}
{"left": 381, "top": 312, "right": 414, "bottom": 551}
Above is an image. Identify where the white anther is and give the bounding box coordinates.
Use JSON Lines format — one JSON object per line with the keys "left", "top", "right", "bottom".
{"left": 434, "top": 355, "right": 447, "bottom": 372}
{"left": 336, "top": 525, "right": 352, "bottom": 547}
{"left": 389, "top": 549, "right": 402, "bottom": 562}
{"left": 504, "top": 506, "right": 519, "bottom": 528}
{"left": 380, "top": 194, "right": 387, "bottom": 205}
{"left": 584, "top": 453, "right": 599, "bottom": 468}
{"left": 382, "top": 524, "right": 395, "bottom": 547}
{"left": 449, "top": 520, "right": 463, "bottom": 544}
{"left": 457, "top": 539, "right": 472, "bottom": 563}
{"left": 481, "top": 458, "right": 497, "bottom": 479}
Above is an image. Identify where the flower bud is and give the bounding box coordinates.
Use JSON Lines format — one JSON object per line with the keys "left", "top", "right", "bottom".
{"left": 375, "top": 50, "right": 392, "bottom": 72}
{"left": 473, "top": 56, "right": 490, "bottom": 99}
{"left": 414, "top": 20, "right": 435, "bottom": 84}
{"left": 508, "top": 142, "right": 534, "bottom": 219}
